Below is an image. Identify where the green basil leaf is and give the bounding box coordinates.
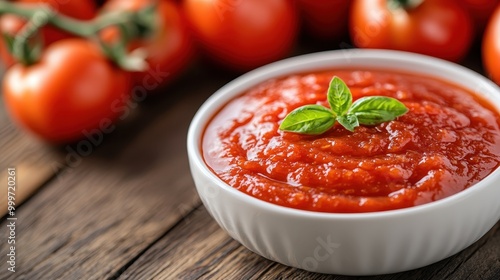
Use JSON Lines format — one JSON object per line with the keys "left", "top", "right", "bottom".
{"left": 279, "top": 77, "right": 409, "bottom": 135}
{"left": 349, "top": 96, "right": 408, "bottom": 125}
{"left": 337, "top": 114, "right": 359, "bottom": 132}
{"left": 279, "top": 105, "right": 335, "bottom": 135}
{"left": 327, "top": 76, "right": 352, "bottom": 117}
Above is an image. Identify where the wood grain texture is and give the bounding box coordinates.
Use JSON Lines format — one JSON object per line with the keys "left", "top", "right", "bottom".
{"left": 118, "top": 206, "right": 500, "bottom": 280}
{"left": 0, "top": 67, "right": 233, "bottom": 280}
{"left": 0, "top": 96, "right": 63, "bottom": 217}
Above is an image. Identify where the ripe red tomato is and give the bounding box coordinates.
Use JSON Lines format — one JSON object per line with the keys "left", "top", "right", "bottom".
{"left": 0, "top": 0, "right": 97, "bottom": 67}
{"left": 483, "top": 5, "right": 500, "bottom": 85}
{"left": 460, "top": 0, "right": 500, "bottom": 33}
{"left": 102, "top": 0, "right": 194, "bottom": 88}
{"left": 183, "top": 0, "right": 298, "bottom": 72}
{"left": 350, "top": 0, "right": 474, "bottom": 62}
{"left": 296, "top": 0, "right": 350, "bottom": 41}
{"left": 3, "top": 39, "right": 130, "bottom": 143}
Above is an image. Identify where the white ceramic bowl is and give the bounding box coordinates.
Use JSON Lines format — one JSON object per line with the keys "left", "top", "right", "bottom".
{"left": 187, "top": 50, "right": 500, "bottom": 275}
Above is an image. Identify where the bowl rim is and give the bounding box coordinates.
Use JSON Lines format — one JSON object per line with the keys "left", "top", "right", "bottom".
{"left": 187, "top": 49, "right": 500, "bottom": 220}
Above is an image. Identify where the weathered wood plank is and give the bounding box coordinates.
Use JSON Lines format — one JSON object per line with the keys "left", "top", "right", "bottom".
{"left": 0, "top": 67, "right": 232, "bottom": 280}
{"left": 118, "top": 205, "right": 500, "bottom": 280}
{"left": 116, "top": 205, "right": 277, "bottom": 280}
{"left": 0, "top": 94, "right": 63, "bottom": 217}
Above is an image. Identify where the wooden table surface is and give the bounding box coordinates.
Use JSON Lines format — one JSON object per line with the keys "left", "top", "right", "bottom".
{"left": 0, "top": 42, "right": 499, "bottom": 280}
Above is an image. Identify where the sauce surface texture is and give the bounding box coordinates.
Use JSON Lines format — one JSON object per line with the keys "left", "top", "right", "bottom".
{"left": 203, "top": 70, "right": 500, "bottom": 213}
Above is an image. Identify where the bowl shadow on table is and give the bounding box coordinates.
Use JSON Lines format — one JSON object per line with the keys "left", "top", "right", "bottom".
{"left": 154, "top": 203, "right": 498, "bottom": 279}
{"left": 198, "top": 207, "right": 499, "bottom": 279}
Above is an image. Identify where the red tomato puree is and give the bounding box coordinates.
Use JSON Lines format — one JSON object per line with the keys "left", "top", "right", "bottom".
{"left": 202, "top": 70, "right": 500, "bottom": 213}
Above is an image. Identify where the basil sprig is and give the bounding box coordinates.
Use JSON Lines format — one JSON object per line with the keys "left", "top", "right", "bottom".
{"left": 279, "top": 76, "right": 409, "bottom": 135}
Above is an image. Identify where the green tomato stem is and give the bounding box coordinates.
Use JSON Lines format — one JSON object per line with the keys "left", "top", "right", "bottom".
{"left": 388, "top": 0, "right": 424, "bottom": 10}
{"left": 11, "top": 9, "right": 52, "bottom": 65}
{"left": 0, "top": 1, "right": 155, "bottom": 69}
{"left": 0, "top": 2, "right": 95, "bottom": 36}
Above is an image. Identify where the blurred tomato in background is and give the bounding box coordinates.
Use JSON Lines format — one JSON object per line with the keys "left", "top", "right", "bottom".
{"left": 460, "top": 0, "right": 500, "bottom": 35}
{"left": 2, "top": 0, "right": 500, "bottom": 143}
{"left": 102, "top": 0, "right": 194, "bottom": 88}
{"left": 0, "top": 0, "right": 96, "bottom": 67}
{"left": 483, "top": 4, "right": 500, "bottom": 85}
{"left": 350, "top": 0, "right": 474, "bottom": 62}
{"left": 183, "top": 0, "right": 298, "bottom": 72}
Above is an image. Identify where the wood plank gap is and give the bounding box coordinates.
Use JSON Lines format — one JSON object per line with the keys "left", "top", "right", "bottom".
{"left": 0, "top": 166, "right": 66, "bottom": 222}
{"left": 108, "top": 202, "right": 203, "bottom": 280}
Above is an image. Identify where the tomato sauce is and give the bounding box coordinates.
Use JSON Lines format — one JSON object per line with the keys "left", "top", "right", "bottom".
{"left": 202, "top": 70, "right": 500, "bottom": 213}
